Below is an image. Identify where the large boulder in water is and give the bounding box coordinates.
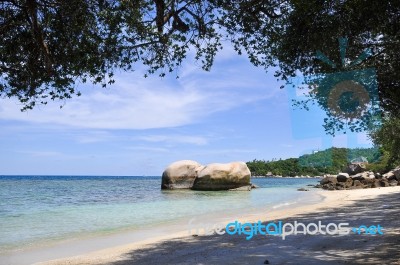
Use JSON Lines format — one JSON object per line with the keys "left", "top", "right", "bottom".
{"left": 161, "top": 160, "right": 203, "bottom": 189}
{"left": 192, "top": 162, "right": 251, "bottom": 191}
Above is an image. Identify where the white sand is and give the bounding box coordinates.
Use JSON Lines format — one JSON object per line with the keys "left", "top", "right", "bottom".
{"left": 31, "top": 186, "right": 400, "bottom": 265}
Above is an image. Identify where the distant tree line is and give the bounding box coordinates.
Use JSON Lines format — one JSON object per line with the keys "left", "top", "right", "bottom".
{"left": 247, "top": 147, "right": 382, "bottom": 177}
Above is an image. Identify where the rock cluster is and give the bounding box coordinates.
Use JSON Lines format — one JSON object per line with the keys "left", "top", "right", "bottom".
{"left": 345, "top": 162, "right": 367, "bottom": 175}
{"left": 316, "top": 167, "right": 400, "bottom": 190}
{"left": 251, "top": 175, "right": 321, "bottom": 178}
{"left": 161, "top": 160, "right": 252, "bottom": 191}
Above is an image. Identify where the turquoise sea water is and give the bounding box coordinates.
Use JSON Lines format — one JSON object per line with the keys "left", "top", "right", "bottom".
{"left": 0, "top": 176, "right": 319, "bottom": 253}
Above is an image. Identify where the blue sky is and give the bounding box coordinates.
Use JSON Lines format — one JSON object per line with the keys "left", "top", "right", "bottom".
{"left": 0, "top": 46, "right": 373, "bottom": 175}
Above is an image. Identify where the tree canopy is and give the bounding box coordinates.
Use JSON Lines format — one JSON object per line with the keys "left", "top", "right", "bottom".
{"left": 270, "top": 0, "right": 400, "bottom": 135}
{"left": 1, "top": 0, "right": 399, "bottom": 131}
{"left": 370, "top": 116, "right": 400, "bottom": 168}
{"left": 0, "top": 0, "right": 284, "bottom": 110}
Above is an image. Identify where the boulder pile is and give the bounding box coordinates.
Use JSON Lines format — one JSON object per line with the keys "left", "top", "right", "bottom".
{"left": 161, "top": 160, "right": 252, "bottom": 191}
{"left": 316, "top": 167, "right": 400, "bottom": 190}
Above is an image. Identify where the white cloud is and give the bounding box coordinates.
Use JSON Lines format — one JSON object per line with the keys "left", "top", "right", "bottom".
{"left": 74, "top": 130, "right": 116, "bottom": 143}
{"left": 0, "top": 81, "right": 205, "bottom": 129}
{"left": 15, "top": 150, "right": 65, "bottom": 157}
{"left": 137, "top": 134, "right": 209, "bottom": 145}
{"left": 0, "top": 49, "right": 279, "bottom": 130}
{"left": 125, "top": 146, "right": 170, "bottom": 153}
{"left": 193, "top": 148, "right": 257, "bottom": 155}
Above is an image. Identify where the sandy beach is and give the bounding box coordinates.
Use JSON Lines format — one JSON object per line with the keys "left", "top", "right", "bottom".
{"left": 29, "top": 186, "right": 400, "bottom": 265}
{"left": 2, "top": 2, "right": 399, "bottom": 264}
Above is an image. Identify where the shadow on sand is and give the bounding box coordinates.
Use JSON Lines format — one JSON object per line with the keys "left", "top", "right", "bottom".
{"left": 109, "top": 191, "right": 400, "bottom": 265}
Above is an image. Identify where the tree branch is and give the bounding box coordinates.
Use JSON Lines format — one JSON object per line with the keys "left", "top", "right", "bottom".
{"left": 26, "top": 0, "right": 53, "bottom": 75}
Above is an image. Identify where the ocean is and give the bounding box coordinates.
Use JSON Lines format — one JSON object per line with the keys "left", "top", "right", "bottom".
{"left": 0, "top": 176, "right": 320, "bottom": 255}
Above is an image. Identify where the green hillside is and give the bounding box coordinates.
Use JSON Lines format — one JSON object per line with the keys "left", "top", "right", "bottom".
{"left": 247, "top": 148, "right": 381, "bottom": 177}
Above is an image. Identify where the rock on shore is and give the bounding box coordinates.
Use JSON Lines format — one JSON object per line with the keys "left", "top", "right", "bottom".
{"left": 317, "top": 167, "right": 400, "bottom": 190}
{"left": 161, "top": 160, "right": 251, "bottom": 191}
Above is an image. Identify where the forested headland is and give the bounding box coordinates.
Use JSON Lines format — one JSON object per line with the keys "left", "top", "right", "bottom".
{"left": 247, "top": 147, "right": 382, "bottom": 177}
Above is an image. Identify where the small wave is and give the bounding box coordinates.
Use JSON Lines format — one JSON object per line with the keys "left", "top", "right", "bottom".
{"left": 272, "top": 201, "right": 297, "bottom": 209}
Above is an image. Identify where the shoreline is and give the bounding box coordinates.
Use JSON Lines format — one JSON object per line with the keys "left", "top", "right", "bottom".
{"left": 1, "top": 186, "right": 321, "bottom": 265}
{"left": 24, "top": 186, "right": 400, "bottom": 265}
